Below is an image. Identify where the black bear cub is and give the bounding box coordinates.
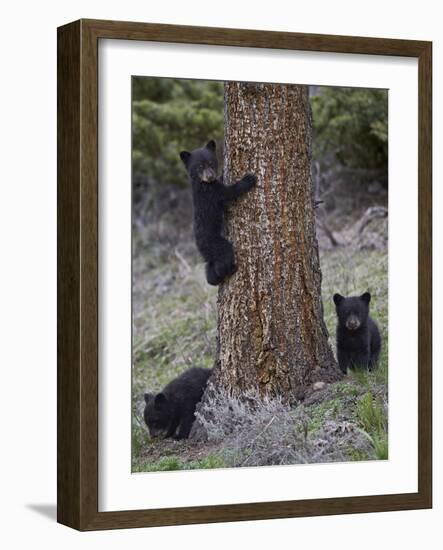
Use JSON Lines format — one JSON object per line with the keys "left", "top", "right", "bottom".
{"left": 144, "top": 367, "right": 212, "bottom": 440}
{"left": 333, "top": 292, "right": 381, "bottom": 373}
{"left": 180, "top": 140, "right": 256, "bottom": 285}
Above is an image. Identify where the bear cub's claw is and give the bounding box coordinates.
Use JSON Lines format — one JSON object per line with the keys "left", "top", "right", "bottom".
{"left": 241, "top": 173, "right": 257, "bottom": 188}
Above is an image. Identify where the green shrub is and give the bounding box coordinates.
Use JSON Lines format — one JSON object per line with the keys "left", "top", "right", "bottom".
{"left": 132, "top": 78, "right": 224, "bottom": 187}
{"left": 311, "top": 87, "right": 388, "bottom": 173}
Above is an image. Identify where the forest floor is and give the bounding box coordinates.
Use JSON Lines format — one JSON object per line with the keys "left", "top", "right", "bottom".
{"left": 131, "top": 200, "right": 389, "bottom": 472}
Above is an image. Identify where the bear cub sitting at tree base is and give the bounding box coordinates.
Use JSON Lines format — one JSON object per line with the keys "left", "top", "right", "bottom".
{"left": 333, "top": 292, "right": 381, "bottom": 373}
{"left": 144, "top": 367, "right": 212, "bottom": 440}
{"left": 180, "top": 140, "right": 257, "bottom": 286}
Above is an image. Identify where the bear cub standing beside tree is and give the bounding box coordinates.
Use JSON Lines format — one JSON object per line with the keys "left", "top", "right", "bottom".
{"left": 180, "top": 140, "right": 257, "bottom": 285}
{"left": 333, "top": 292, "right": 381, "bottom": 373}
{"left": 144, "top": 367, "right": 212, "bottom": 440}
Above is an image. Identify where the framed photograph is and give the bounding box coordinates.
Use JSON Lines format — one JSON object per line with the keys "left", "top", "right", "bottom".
{"left": 57, "top": 19, "right": 432, "bottom": 530}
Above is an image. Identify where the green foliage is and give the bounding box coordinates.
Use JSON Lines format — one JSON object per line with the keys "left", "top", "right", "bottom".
{"left": 307, "top": 397, "right": 343, "bottom": 434}
{"left": 133, "top": 79, "right": 388, "bottom": 191}
{"left": 132, "top": 454, "right": 226, "bottom": 472}
{"left": 355, "top": 391, "right": 388, "bottom": 459}
{"left": 356, "top": 392, "right": 385, "bottom": 434}
{"left": 347, "top": 448, "right": 370, "bottom": 462}
{"left": 132, "top": 77, "right": 224, "bottom": 187}
{"left": 371, "top": 432, "right": 389, "bottom": 460}
{"left": 311, "top": 87, "right": 388, "bottom": 171}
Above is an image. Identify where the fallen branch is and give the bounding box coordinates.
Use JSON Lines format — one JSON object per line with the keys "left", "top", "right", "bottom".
{"left": 355, "top": 206, "right": 388, "bottom": 235}
{"left": 317, "top": 217, "right": 341, "bottom": 247}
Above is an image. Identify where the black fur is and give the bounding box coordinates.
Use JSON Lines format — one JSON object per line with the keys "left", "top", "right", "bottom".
{"left": 333, "top": 292, "right": 381, "bottom": 373}
{"left": 180, "top": 140, "right": 257, "bottom": 285}
{"left": 143, "top": 367, "right": 212, "bottom": 440}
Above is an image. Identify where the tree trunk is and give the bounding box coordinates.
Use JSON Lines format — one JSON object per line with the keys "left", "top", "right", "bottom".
{"left": 213, "top": 82, "right": 341, "bottom": 402}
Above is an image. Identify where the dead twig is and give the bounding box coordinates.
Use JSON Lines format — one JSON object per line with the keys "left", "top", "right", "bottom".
{"left": 355, "top": 206, "right": 388, "bottom": 235}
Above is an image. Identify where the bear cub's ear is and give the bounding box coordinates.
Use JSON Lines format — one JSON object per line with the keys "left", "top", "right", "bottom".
{"left": 154, "top": 393, "right": 169, "bottom": 408}
{"left": 205, "top": 139, "right": 216, "bottom": 152}
{"left": 180, "top": 151, "right": 191, "bottom": 165}
{"left": 333, "top": 293, "right": 344, "bottom": 306}
{"left": 360, "top": 292, "right": 371, "bottom": 304}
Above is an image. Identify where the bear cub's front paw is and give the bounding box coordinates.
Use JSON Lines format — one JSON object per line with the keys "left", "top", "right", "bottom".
{"left": 241, "top": 173, "right": 257, "bottom": 188}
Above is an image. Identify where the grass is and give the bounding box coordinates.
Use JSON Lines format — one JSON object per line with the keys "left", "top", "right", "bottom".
{"left": 131, "top": 222, "right": 388, "bottom": 471}
{"left": 131, "top": 223, "right": 219, "bottom": 470}
{"left": 355, "top": 391, "right": 388, "bottom": 459}
{"left": 132, "top": 454, "right": 226, "bottom": 473}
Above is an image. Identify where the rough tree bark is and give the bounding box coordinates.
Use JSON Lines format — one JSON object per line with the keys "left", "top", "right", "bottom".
{"left": 210, "top": 82, "right": 341, "bottom": 403}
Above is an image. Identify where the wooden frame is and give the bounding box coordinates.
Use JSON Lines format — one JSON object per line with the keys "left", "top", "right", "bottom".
{"left": 57, "top": 19, "right": 432, "bottom": 530}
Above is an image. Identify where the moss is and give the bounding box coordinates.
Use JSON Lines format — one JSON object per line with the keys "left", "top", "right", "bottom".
{"left": 132, "top": 453, "right": 226, "bottom": 473}
{"left": 347, "top": 447, "right": 371, "bottom": 461}
{"left": 307, "top": 397, "right": 344, "bottom": 434}
{"left": 188, "top": 455, "right": 226, "bottom": 470}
